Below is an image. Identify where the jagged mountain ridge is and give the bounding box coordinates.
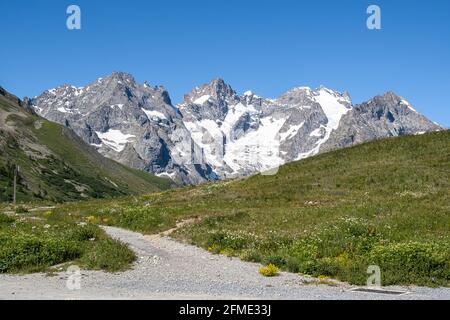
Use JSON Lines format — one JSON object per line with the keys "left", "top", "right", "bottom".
{"left": 29, "top": 72, "right": 443, "bottom": 184}
{"left": 27, "top": 72, "right": 215, "bottom": 184}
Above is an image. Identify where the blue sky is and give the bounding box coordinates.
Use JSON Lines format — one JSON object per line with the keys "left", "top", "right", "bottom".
{"left": 0, "top": 0, "right": 449, "bottom": 126}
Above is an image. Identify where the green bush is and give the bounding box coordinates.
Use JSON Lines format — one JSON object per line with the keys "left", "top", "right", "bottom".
{"left": 67, "top": 224, "right": 101, "bottom": 241}
{"left": 0, "top": 234, "right": 81, "bottom": 273}
{"left": 368, "top": 241, "right": 450, "bottom": 286}
{"left": 0, "top": 213, "right": 14, "bottom": 225}
{"left": 79, "top": 238, "right": 135, "bottom": 272}
{"left": 0, "top": 218, "right": 135, "bottom": 274}
{"left": 264, "top": 255, "right": 287, "bottom": 267}
{"left": 239, "top": 249, "right": 262, "bottom": 262}
{"left": 283, "top": 240, "right": 319, "bottom": 273}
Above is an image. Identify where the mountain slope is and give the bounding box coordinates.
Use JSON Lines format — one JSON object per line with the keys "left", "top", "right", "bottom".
{"left": 29, "top": 73, "right": 443, "bottom": 184}
{"left": 53, "top": 130, "right": 450, "bottom": 286}
{"left": 0, "top": 87, "right": 173, "bottom": 203}
{"left": 320, "top": 92, "right": 444, "bottom": 153}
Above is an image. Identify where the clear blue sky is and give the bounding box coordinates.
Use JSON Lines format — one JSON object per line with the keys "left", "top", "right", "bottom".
{"left": 0, "top": 0, "right": 449, "bottom": 126}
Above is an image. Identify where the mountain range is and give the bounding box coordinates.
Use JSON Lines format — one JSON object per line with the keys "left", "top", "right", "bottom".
{"left": 0, "top": 86, "right": 173, "bottom": 203}
{"left": 26, "top": 72, "right": 443, "bottom": 184}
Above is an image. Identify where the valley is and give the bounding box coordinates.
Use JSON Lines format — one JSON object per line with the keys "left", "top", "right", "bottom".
{"left": 0, "top": 80, "right": 448, "bottom": 298}
{"left": 1, "top": 0, "right": 449, "bottom": 304}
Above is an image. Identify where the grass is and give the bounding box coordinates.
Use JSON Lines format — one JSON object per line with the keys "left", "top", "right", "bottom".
{"left": 0, "top": 213, "right": 135, "bottom": 273}
{"left": 15, "top": 206, "right": 29, "bottom": 214}
{"left": 46, "top": 130, "right": 450, "bottom": 287}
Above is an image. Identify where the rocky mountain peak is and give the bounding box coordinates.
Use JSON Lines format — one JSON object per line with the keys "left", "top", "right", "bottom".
{"left": 183, "top": 78, "right": 238, "bottom": 104}
{"left": 107, "top": 71, "right": 136, "bottom": 83}
{"left": 370, "top": 91, "right": 403, "bottom": 105}
{"left": 209, "top": 78, "right": 235, "bottom": 95}
{"left": 316, "top": 86, "right": 351, "bottom": 101}
{"left": 276, "top": 86, "right": 313, "bottom": 103}
{"left": 240, "top": 90, "right": 266, "bottom": 106}
{"left": 364, "top": 91, "right": 420, "bottom": 115}
{"left": 275, "top": 86, "right": 352, "bottom": 110}
{"left": 179, "top": 78, "right": 240, "bottom": 122}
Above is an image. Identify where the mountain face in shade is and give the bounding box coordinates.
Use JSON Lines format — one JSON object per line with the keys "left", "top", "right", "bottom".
{"left": 29, "top": 72, "right": 443, "bottom": 184}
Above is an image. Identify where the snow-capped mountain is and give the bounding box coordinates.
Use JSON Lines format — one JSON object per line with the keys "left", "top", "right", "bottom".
{"left": 179, "top": 81, "right": 352, "bottom": 177}
{"left": 27, "top": 72, "right": 215, "bottom": 184}
{"left": 28, "top": 72, "right": 443, "bottom": 184}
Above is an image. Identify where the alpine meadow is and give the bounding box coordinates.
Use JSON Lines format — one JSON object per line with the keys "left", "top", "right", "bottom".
{"left": 1, "top": 0, "right": 449, "bottom": 302}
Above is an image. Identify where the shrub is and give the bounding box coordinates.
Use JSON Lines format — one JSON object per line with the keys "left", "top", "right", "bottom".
{"left": 67, "top": 224, "right": 101, "bottom": 241}
{"left": 78, "top": 238, "right": 135, "bottom": 272}
{"left": 239, "top": 249, "right": 262, "bottom": 262}
{"left": 264, "top": 255, "right": 287, "bottom": 267}
{"left": 368, "top": 241, "right": 450, "bottom": 286}
{"left": 283, "top": 240, "right": 319, "bottom": 273}
{"left": 0, "top": 235, "right": 81, "bottom": 273}
{"left": 207, "top": 243, "right": 221, "bottom": 254}
{"left": 0, "top": 213, "right": 14, "bottom": 225}
{"left": 259, "top": 263, "right": 280, "bottom": 277}
{"left": 219, "top": 248, "right": 236, "bottom": 257}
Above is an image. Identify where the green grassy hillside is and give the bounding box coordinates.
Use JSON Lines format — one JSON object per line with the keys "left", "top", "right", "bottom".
{"left": 50, "top": 130, "right": 450, "bottom": 286}
{"left": 0, "top": 87, "right": 173, "bottom": 203}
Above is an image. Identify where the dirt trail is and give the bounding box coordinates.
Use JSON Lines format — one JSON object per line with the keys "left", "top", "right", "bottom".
{"left": 145, "top": 218, "right": 200, "bottom": 240}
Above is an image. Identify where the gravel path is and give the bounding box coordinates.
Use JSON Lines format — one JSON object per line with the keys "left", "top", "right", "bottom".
{"left": 0, "top": 226, "right": 449, "bottom": 300}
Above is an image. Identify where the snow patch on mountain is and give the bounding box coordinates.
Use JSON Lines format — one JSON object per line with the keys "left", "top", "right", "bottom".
{"left": 295, "top": 88, "right": 351, "bottom": 160}
{"left": 223, "top": 116, "right": 286, "bottom": 174}
{"left": 111, "top": 104, "right": 124, "bottom": 110}
{"left": 193, "top": 95, "right": 211, "bottom": 105}
{"left": 315, "top": 88, "right": 351, "bottom": 130}
{"left": 95, "top": 129, "right": 136, "bottom": 152}
{"left": 280, "top": 122, "right": 305, "bottom": 141}
{"left": 57, "top": 106, "right": 74, "bottom": 114}
{"left": 400, "top": 99, "right": 417, "bottom": 113}
{"left": 141, "top": 109, "right": 167, "bottom": 120}
{"left": 156, "top": 171, "right": 177, "bottom": 180}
